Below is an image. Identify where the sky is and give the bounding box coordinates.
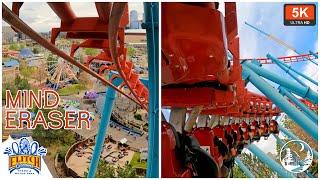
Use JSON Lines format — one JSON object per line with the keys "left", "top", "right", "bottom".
{"left": 2, "top": 2, "right": 144, "bottom": 32}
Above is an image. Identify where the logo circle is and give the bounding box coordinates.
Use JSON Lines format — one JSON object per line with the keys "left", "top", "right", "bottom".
{"left": 279, "top": 140, "right": 313, "bottom": 173}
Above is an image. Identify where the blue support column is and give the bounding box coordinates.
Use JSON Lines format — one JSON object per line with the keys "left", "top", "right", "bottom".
{"left": 242, "top": 66, "right": 318, "bottom": 140}
{"left": 242, "top": 60, "right": 318, "bottom": 104}
{"left": 234, "top": 157, "right": 255, "bottom": 178}
{"left": 278, "top": 125, "right": 318, "bottom": 159}
{"left": 87, "top": 77, "right": 122, "bottom": 177}
{"left": 267, "top": 54, "right": 318, "bottom": 86}
{"left": 278, "top": 86, "right": 317, "bottom": 124}
{"left": 247, "top": 144, "right": 295, "bottom": 178}
{"left": 309, "top": 50, "right": 318, "bottom": 59}
{"left": 143, "top": 2, "right": 159, "bottom": 178}
{"left": 252, "top": 59, "right": 307, "bottom": 87}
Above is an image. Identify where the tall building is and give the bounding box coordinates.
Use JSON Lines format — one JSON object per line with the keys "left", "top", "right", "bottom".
{"left": 130, "top": 10, "right": 140, "bottom": 29}
{"left": 2, "top": 26, "right": 17, "bottom": 44}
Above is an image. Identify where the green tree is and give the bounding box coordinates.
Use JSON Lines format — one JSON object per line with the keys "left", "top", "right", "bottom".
{"left": 84, "top": 160, "right": 138, "bottom": 178}
{"left": 2, "top": 82, "right": 18, "bottom": 100}
{"left": 14, "top": 76, "right": 31, "bottom": 90}
{"left": 32, "top": 108, "right": 76, "bottom": 150}
{"left": 32, "top": 47, "right": 39, "bottom": 54}
{"left": 47, "top": 54, "right": 58, "bottom": 74}
{"left": 117, "top": 163, "right": 138, "bottom": 178}
{"left": 233, "top": 153, "right": 276, "bottom": 178}
{"left": 232, "top": 164, "right": 247, "bottom": 178}
{"left": 2, "top": 76, "right": 31, "bottom": 101}
{"left": 9, "top": 43, "right": 19, "bottom": 51}
{"left": 84, "top": 48, "right": 99, "bottom": 56}
{"left": 127, "top": 46, "right": 136, "bottom": 58}
{"left": 84, "top": 160, "right": 116, "bottom": 178}
{"left": 20, "top": 43, "right": 26, "bottom": 50}
{"left": 134, "top": 113, "right": 142, "bottom": 121}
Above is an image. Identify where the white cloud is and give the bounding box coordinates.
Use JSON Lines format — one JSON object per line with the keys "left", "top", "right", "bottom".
{"left": 70, "top": 2, "right": 98, "bottom": 17}
{"left": 2, "top": 2, "right": 144, "bottom": 32}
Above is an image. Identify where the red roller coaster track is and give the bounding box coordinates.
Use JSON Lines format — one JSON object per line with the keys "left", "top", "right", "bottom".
{"left": 242, "top": 53, "right": 318, "bottom": 64}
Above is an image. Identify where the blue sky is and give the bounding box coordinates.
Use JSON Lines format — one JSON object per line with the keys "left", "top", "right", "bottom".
{"left": 236, "top": 2, "right": 318, "bottom": 93}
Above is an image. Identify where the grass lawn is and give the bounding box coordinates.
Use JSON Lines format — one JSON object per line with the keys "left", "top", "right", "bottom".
{"left": 58, "top": 84, "right": 86, "bottom": 96}
{"left": 129, "top": 152, "right": 147, "bottom": 170}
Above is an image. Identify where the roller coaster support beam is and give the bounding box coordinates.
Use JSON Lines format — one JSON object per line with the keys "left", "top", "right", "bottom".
{"left": 234, "top": 157, "right": 255, "bottom": 178}
{"left": 278, "top": 86, "right": 317, "bottom": 124}
{"left": 242, "top": 66, "right": 318, "bottom": 140}
{"left": 272, "top": 134, "right": 314, "bottom": 178}
{"left": 309, "top": 50, "right": 318, "bottom": 59}
{"left": 242, "top": 60, "right": 317, "bottom": 105}
{"left": 144, "top": 2, "right": 159, "bottom": 177}
{"left": 247, "top": 144, "right": 295, "bottom": 178}
{"left": 87, "top": 73, "right": 148, "bottom": 177}
{"left": 252, "top": 59, "right": 307, "bottom": 87}
{"left": 95, "top": 2, "right": 112, "bottom": 23}
{"left": 278, "top": 125, "right": 318, "bottom": 159}
{"left": 267, "top": 54, "right": 317, "bottom": 86}
{"left": 245, "top": 22, "right": 317, "bottom": 65}
{"left": 87, "top": 77, "right": 122, "bottom": 177}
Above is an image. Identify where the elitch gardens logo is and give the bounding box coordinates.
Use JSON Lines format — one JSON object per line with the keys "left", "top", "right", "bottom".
{"left": 3, "top": 137, "right": 47, "bottom": 174}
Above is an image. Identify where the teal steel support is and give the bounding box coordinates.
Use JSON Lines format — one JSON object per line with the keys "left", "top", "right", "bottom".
{"left": 247, "top": 144, "right": 295, "bottom": 178}
{"left": 234, "top": 157, "right": 255, "bottom": 178}
{"left": 309, "top": 50, "right": 318, "bottom": 59}
{"left": 242, "top": 66, "right": 318, "bottom": 140}
{"left": 278, "top": 125, "right": 318, "bottom": 159}
{"left": 87, "top": 77, "right": 122, "bottom": 177}
{"left": 278, "top": 86, "right": 317, "bottom": 124}
{"left": 87, "top": 73, "right": 149, "bottom": 177}
{"left": 267, "top": 54, "right": 318, "bottom": 86}
{"left": 242, "top": 60, "right": 318, "bottom": 104}
{"left": 143, "top": 2, "right": 159, "bottom": 177}
{"left": 251, "top": 59, "right": 307, "bottom": 87}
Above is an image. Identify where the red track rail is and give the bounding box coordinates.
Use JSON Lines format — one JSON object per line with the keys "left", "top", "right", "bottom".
{"left": 108, "top": 3, "right": 149, "bottom": 110}
{"left": 241, "top": 52, "right": 318, "bottom": 64}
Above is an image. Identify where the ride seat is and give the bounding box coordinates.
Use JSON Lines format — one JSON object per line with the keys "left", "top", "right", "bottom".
{"left": 161, "top": 121, "right": 192, "bottom": 178}
{"left": 162, "top": 122, "right": 220, "bottom": 177}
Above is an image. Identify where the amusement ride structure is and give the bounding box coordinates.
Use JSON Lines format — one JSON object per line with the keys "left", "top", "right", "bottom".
{"left": 47, "top": 57, "right": 78, "bottom": 89}
{"left": 2, "top": 2, "right": 159, "bottom": 178}
{"left": 161, "top": 2, "right": 317, "bottom": 178}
